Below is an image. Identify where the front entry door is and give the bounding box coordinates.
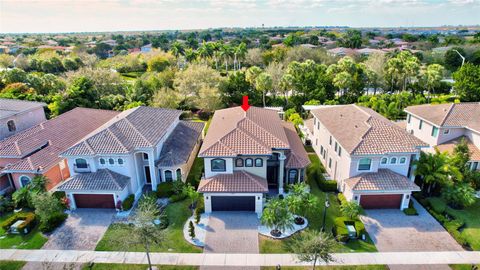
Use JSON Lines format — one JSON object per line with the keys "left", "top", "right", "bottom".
{"left": 144, "top": 166, "right": 151, "bottom": 184}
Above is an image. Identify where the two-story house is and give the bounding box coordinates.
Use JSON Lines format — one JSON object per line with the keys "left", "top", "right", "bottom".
{"left": 405, "top": 103, "right": 480, "bottom": 171}
{"left": 0, "top": 108, "right": 118, "bottom": 195}
{"left": 57, "top": 106, "right": 204, "bottom": 209}
{"left": 0, "top": 98, "right": 46, "bottom": 140}
{"left": 197, "top": 106, "right": 310, "bottom": 217}
{"left": 309, "top": 105, "right": 427, "bottom": 210}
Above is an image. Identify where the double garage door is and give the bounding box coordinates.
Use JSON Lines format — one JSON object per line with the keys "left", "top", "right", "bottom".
{"left": 73, "top": 194, "right": 115, "bottom": 209}
{"left": 211, "top": 196, "right": 255, "bottom": 211}
{"left": 359, "top": 194, "right": 402, "bottom": 209}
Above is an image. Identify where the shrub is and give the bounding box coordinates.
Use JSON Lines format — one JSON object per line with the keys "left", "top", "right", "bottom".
{"left": 122, "top": 195, "right": 135, "bottom": 211}
{"left": 318, "top": 180, "right": 338, "bottom": 192}
{"left": 39, "top": 212, "right": 68, "bottom": 233}
{"left": 188, "top": 220, "right": 195, "bottom": 239}
{"left": 52, "top": 191, "right": 66, "bottom": 200}
{"left": 337, "top": 193, "right": 347, "bottom": 205}
{"left": 195, "top": 196, "right": 205, "bottom": 213}
{"left": 169, "top": 193, "right": 187, "bottom": 203}
{"left": 333, "top": 217, "right": 365, "bottom": 242}
{"left": 340, "top": 201, "right": 363, "bottom": 219}
{"left": 172, "top": 180, "right": 185, "bottom": 195}
{"left": 195, "top": 209, "right": 201, "bottom": 224}
{"left": 158, "top": 212, "right": 169, "bottom": 229}
{"left": 403, "top": 207, "right": 418, "bottom": 216}
{"left": 156, "top": 182, "right": 174, "bottom": 198}
{"left": 0, "top": 195, "right": 14, "bottom": 215}
{"left": 428, "top": 197, "right": 447, "bottom": 213}
{"left": 1, "top": 212, "right": 37, "bottom": 234}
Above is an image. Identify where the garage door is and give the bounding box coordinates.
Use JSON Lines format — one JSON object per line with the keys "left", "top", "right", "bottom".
{"left": 211, "top": 196, "right": 255, "bottom": 211}
{"left": 360, "top": 194, "right": 402, "bottom": 209}
{"left": 74, "top": 194, "right": 115, "bottom": 208}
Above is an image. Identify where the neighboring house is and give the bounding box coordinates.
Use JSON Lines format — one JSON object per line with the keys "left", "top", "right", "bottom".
{"left": 57, "top": 106, "right": 204, "bottom": 209}
{"left": 0, "top": 108, "right": 118, "bottom": 195}
{"left": 141, "top": 44, "right": 152, "bottom": 53}
{"left": 405, "top": 103, "right": 480, "bottom": 171}
{"left": 0, "top": 98, "right": 46, "bottom": 140}
{"left": 197, "top": 106, "right": 310, "bottom": 217}
{"left": 308, "top": 105, "right": 427, "bottom": 210}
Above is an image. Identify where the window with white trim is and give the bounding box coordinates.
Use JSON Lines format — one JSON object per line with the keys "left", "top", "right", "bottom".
{"left": 75, "top": 158, "right": 88, "bottom": 168}
{"left": 235, "top": 158, "right": 244, "bottom": 167}
{"left": 381, "top": 157, "right": 388, "bottom": 164}
{"left": 100, "top": 158, "right": 106, "bottom": 165}
{"left": 117, "top": 158, "right": 124, "bottom": 165}
{"left": 390, "top": 157, "right": 397, "bottom": 164}
{"left": 108, "top": 158, "right": 115, "bottom": 165}
{"left": 358, "top": 158, "right": 371, "bottom": 171}
{"left": 211, "top": 159, "right": 226, "bottom": 172}
{"left": 399, "top": 157, "right": 406, "bottom": 164}
{"left": 245, "top": 158, "right": 253, "bottom": 167}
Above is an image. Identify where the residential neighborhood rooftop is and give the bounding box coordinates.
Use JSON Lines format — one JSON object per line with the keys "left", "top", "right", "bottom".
{"left": 311, "top": 105, "right": 428, "bottom": 155}
{"left": 57, "top": 168, "right": 129, "bottom": 191}
{"left": 345, "top": 169, "right": 420, "bottom": 192}
{"left": 0, "top": 98, "right": 46, "bottom": 119}
{"left": 0, "top": 108, "right": 119, "bottom": 172}
{"left": 198, "top": 170, "right": 269, "bottom": 193}
{"left": 436, "top": 136, "right": 480, "bottom": 161}
{"left": 62, "top": 106, "right": 182, "bottom": 156}
{"left": 405, "top": 103, "right": 480, "bottom": 132}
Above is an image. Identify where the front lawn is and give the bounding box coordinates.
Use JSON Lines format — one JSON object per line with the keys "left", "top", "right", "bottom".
{"left": 261, "top": 266, "right": 387, "bottom": 270}
{"left": 81, "top": 263, "right": 198, "bottom": 270}
{"left": 0, "top": 261, "right": 26, "bottom": 270}
{"left": 427, "top": 196, "right": 480, "bottom": 250}
{"left": 449, "top": 264, "right": 480, "bottom": 270}
{"left": 95, "top": 199, "right": 201, "bottom": 253}
{"left": 0, "top": 211, "right": 48, "bottom": 249}
{"left": 259, "top": 154, "right": 377, "bottom": 253}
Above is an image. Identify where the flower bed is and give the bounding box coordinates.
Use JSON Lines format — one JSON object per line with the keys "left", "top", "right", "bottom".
{"left": 258, "top": 216, "right": 308, "bottom": 239}
{"left": 183, "top": 213, "right": 209, "bottom": 247}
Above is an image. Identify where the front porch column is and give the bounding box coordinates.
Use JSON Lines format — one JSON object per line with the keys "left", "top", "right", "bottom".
{"left": 148, "top": 152, "right": 157, "bottom": 191}
{"left": 278, "top": 154, "right": 286, "bottom": 194}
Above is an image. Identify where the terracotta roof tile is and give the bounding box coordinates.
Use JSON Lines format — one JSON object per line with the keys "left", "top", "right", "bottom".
{"left": 345, "top": 169, "right": 420, "bottom": 191}
{"left": 0, "top": 98, "right": 46, "bottom": 119}
{"left": 436, "top": 136, "right": 480, "bottom": 161}
{"left": 283, "top": 122, "right": 310, "bottom": 168}
{"left": 57, "top": 169, "right": 129, "bottom": 191}
{"left": 198, "top": 171, "right": 268, "bottom": 193}
{"left": 405, "top": 103, "right": 480, "bottom": 132}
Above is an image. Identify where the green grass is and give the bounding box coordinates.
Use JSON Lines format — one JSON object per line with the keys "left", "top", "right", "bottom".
{"left": 444, "top": 198, "right": 480, "bottom": 250}
{"left": 449, "top": 264, "right": 480, "bottom": 270}
{"left": 261, "top": 266, "right": 387, "bottom": 270}
{"left": 186, "top": 157, "right": 204, "bottom": 188}
{"left": 0, "top": 212, "right": 48, "bottom": 249}
{"left": 0, "top": 261, "right": 26, "bottom": 270}
{"left": 81, "top": 263, "right": 198, "bottom": 270}
{"left": 95, "top": 199, "right": 201, "bottom": 253}
{"left": 259, "top": 154, "right": 377, "bottom": 254}
{"left": 304, "top": 145, "right": 315, "bottom": 153}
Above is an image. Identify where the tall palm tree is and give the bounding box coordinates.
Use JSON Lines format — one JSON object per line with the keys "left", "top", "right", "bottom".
{"left": 184, "top": 48, "right": 198, "bottom": 63}
{"left": 233, "top": 42, "right": 247, "bottom": 71}
{"left": 170, "top": 41, "right": 185, "bottom": 68}
{"left": 414, "top": 150, "right": 458, "bottom": 195}
{"left": 220, "top": 44, "right": 233, "bottom": 72}
{"left": 197, "top": 41, "right": 212, "bottom": 63}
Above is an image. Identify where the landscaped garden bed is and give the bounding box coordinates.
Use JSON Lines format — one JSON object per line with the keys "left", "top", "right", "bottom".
{"left": 0, "top": 211, "right": 47, "bottom": 249}
{"left": 258, "top": 215, "right": 308, "bottom": 239}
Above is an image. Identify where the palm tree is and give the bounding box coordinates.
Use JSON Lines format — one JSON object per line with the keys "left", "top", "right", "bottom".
{"left": 414, "top": 150, "right": 458, "bottom": 195}
{"left": 184, "top": 48, "right": 198, "bottom": 63}
{"left": 285, "top": 183, "right": 317, "bottom": 224}
{"left": 197, "top": 41, "right": 212, "bottom": 63}
{"left": 170, "top": 41, "right": 184, "bottom": 68}
{"left": 340, "top": 201, "right": 363, "bottom": 219}
{"left": 233, "top": 42, "right": 247, "bottom": 71}
{"left": 220, "top": 44, "right": 233, "bottom": 72}
{"left": 261, "top": 198, "right": 294, "bottom": 237}
{"left": 255, "top": 72, "right": 272, "bottom": 107}
{"left": 424, "top": 64, "right": 445, "bottom": 102}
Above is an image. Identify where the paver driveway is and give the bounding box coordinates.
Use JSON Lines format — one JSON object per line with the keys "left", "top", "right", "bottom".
{"left": 361, "top": 200, "right": 462, "bottom": 270}
{"left": 42, "top": 209, "right": 114, "bottom": 250}
{"left": 202, "top": 212, "right": 260, "bottom": 270}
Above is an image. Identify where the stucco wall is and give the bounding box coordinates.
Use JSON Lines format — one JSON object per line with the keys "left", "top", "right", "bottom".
{"left": 204, "top": 157, "right": 234, "bottom": 178}
{"left": 0, "top": 107, "right": 46, "bottom": 140}
{"left": 232, "top": 155, "right": 268, "bottom": 178}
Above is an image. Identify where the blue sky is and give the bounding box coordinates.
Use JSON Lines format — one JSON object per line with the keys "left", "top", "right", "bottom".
{"left": 0, "top": 0, "right": 479, "bottom": 33}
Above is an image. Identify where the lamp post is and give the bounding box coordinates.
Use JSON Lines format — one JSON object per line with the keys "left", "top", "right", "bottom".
{"left": 453, "top": 49, "right": 465, "bottom": 67}
{"left": 321, "top": 196, "right": 330, "bottom": 232}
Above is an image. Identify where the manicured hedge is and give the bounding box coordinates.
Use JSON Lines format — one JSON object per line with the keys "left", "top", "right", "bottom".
{"left": 403, "top": 207, "right": 418, "bottom": 215}
{"left": 122, "top": 195, "right": 135, "bottom": 211}
{"left": 337, "top": 193, "right": 347, "bottom": 205}
{"left": 333, "top": 217, "right": 366, "bottom": 243}
{"left": 1, "top": 212, "right": 37, "bottom": 234}
{"left": 169, "top": 193, "right": 187, "bottom": 203}
{"left": 318, "top": 180, "right": 338, "bottom": 192}
{"left": 156, "top": 182, "right": 175, "bottom": 198}
{"left": 40, "top": 213, "right": 68, "bottom": 233}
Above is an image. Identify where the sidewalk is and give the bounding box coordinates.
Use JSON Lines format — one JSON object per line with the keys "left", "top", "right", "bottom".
{"left": 1, "top": 249, "right": 479, "bottom": 266}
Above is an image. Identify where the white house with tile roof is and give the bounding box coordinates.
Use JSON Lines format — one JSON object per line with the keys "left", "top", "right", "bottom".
{"left": 405, "top": 103, "right": 480, "bottom": 171}
{"left": 0, "top": 98, "right": 46, "bottom": 140}
{"left": 197, "top": 106, "right": 310, "bottom": 217}
{"left": 58, "top": 106, "right": 204, "bottom": 209}
{"left": 309, "top": 105, "right": 427, "bottom": 210}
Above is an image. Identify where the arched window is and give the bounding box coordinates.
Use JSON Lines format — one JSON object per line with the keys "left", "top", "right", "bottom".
{"left": 75, "top": 158, "right": 88, "bottom": 169}
{"left": 390, "top": 157, "right": 397, "bottom": 164}
{"left": 235, "top": 158, "right": 244, "bottom": 167}
{"left": 19, "top": 176, "right": 31, "bottom": 187}
{"left": 255, "top": 158, "right": 263, "bottom": 167}
{"left": 358, "top": 158, "right": 371, "bottom": 171}
{"left": 99, "top": 158, "right": 106, "bottom": 165}
{"left": 7, "top": 120, "right": 16, "bottom": 132}
{"left": 108, "top": 158, "right": 115, "bottom": 165}
{"left": 164, "top": 170, "right": 173, "bottom": 182}
{"left": 176, "top": 168, "right": 182, "bottom": 181}
{"left": 289, "top": 169, "right": 298, "bottom": 183}
{"left": 381, "top": 157, "right": 388, "bottom": 165}
{"left": 211, "top": 159, "right": 226, "bottom": 172}
{"left": 399, "top": 157, "right": 406, "bottom": 164}
{"left": 117, "top": 158, "right": 124, "bottom": 165}
{"left": 245, "top": 158, "right": 253, "bottom": 167}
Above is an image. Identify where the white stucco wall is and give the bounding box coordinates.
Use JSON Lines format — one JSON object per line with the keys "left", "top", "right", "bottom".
{"left": 204, "top": 157, "right": 234, "bottom": 178}
{"left": 232, "top": 156, "right": 268, "bottom": 178}
{"left": 0, "top": 107, "right": 46, "bottom": 140}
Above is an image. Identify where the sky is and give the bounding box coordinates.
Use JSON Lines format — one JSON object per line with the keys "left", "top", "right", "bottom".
{"left": 0, "top": 0, "right": 479, "bottom": 34}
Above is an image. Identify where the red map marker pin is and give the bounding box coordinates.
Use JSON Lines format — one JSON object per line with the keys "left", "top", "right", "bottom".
{"left": 241, "top": 95, "right": 250, "bottom": 112}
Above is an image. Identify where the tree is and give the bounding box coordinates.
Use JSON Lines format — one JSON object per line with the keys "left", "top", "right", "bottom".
{"left": 49, "top": 76, "right": 98, "bottom": 116}
{"left": 255, "top": 72, "right": 272, "bottom": 107}
{"left": 453, "top": 63, "right": 480, "bottom": 102}
{"left": 31, "top": 192, "right": 64, "bottom": 223}
{"left": 233, "top": 42, "right": 247, "bottom": 70}
{"left": 340, "top": 201, "right": 363, "bottom": 219}
{"left": 147, "top": 55, "right": 170, "bottom": 72}
{"left": 12, "top": 187, "right": 31, "bottom": 209}
{"left": 245, "top": 66, "right": 262, "bottom": 88}
{"left": 151, "top": 87, "right": 181, "bottom": 109}
{"left": 285, "top": 183, "right": 316, "bottom": 224}
{"left": 260, "top": 198, "right": 294, "bottom": 236}
{"left": 288, "top": 230, "right": 337, "bottom": 270}
{"left": 0, "top": 54, "right": 14, "bottom": 68}
{"left": 364, "top": 53, "right": 386, "bottom": 94}
{"left": 450, "top": 138, "right": 471, "bottom": 175}
{"left": 384, "top": 51, "right": 420, "bottom": 93}
{"left": 422, "top": 64, "right": 445, "bottom": 101}
{"left": 414, "top": 150, "right": 459, "bottom": 195}
{"left": 442, "top": 183, "right": 476, "bottom": 209}
{"left": 219, "top": 71, "right": 260, "bottom": 106}
{"left": 196, "top": 85, "right": 223, "bottom": 112}
{"left": 327, "top": 57, "right": 367, "bottom": 103}
{"left": 189, "top": 220, "right": 195, "bottom": 239}
{"left": 340, "top": 29, "right": 362, "bottom": 49}
{"left": 183, "top": 184, "right": 200, "bottom": 215}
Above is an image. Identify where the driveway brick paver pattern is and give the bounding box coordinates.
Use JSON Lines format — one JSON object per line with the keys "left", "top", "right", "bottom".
{"left": 43, "top": 209, "right": 115, "bottom": 250}
{"left": 201, "top": 212, "right": 260, "bottom": 270}
{"left": 361, "top": 200, "right": 463, "bottom": 270}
